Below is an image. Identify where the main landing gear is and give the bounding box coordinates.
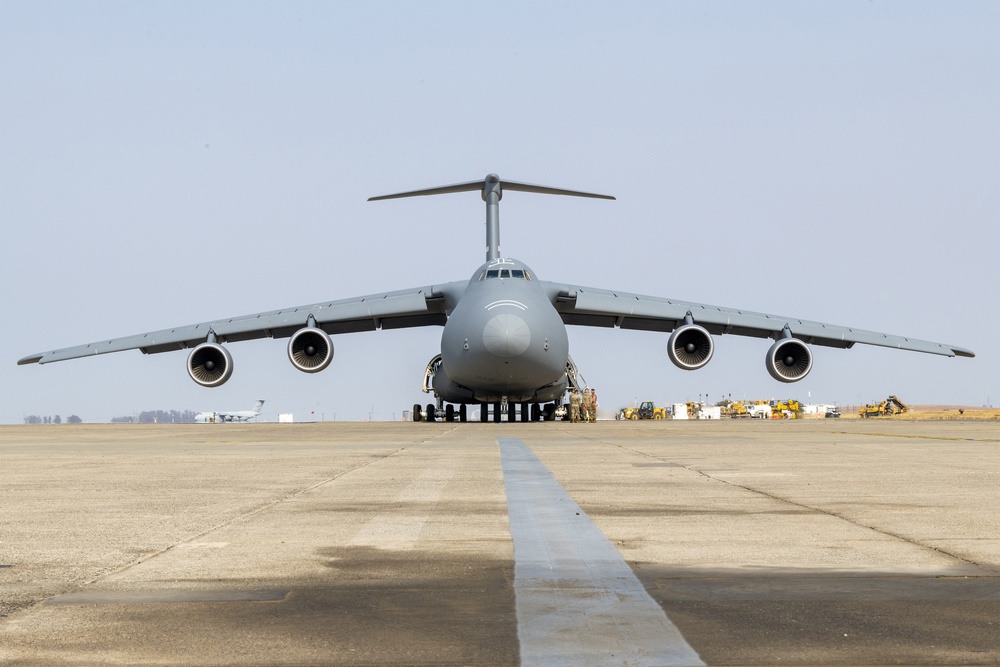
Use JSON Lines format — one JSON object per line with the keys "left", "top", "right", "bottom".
{"left": 412, "top": 401, "right": 560, "bottom": 422}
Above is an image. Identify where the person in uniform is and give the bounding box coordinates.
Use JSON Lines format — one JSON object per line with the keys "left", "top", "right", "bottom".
{"left": 569, "top": 388, "right": 582, "bottom": 423}
{"left": 582, "top": 388, "right": 595, "bottom": 423}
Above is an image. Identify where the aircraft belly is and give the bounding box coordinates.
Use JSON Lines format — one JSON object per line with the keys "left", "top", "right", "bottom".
{"left": 429, "top": 371, "right": 476, "bottom": 403}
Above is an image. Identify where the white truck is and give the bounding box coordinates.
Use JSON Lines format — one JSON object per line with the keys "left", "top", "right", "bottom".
{"left": 746, "top": 403, "right": 772, "bottom": 419}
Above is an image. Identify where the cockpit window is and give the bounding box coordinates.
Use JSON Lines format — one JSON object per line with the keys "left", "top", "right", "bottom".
{"left": 479, "top": 267, "right": 530, "bottom": 280}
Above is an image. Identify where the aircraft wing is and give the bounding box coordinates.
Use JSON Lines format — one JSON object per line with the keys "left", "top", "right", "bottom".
{"left": 18, "top": 282, "right": 467, "bottom": 366}
{"left": 545, "top": 282, "right": 975, "bottom": 358}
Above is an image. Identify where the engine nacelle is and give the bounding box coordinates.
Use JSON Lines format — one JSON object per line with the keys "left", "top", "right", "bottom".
{"left": 766, "top": 337, "right": 813, "bottom": 383}
{"left": 187, "top": 342, "right": 233, "bottom": 387}
{"left": 287, "top": 327, "right": 333, "bottom": 373}
{"left": 667, "top": 323, "right": 714, "bottom": 371}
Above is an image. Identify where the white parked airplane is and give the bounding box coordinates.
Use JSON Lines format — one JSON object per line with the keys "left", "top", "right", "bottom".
{"left": 194, "top": 399, "right": 264, "bottom": 423}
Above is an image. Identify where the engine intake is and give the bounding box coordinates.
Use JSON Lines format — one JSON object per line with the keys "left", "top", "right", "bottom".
{"left": 667, "top": 323, "right": 714, "bottom": 371}
{"left": 187, "top": 342, "right": 233, "bottom": 387}
{"left": 766, "top": 337, "right": 813, "bottom": 383}
{"left": 288, "top": 327, "right": 333, "bottom": 373}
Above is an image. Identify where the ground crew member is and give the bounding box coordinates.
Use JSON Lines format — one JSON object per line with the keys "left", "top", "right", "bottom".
{"left": 569, "top": 388, "right": 582, "bottom": 423}
{"left": 582, "top": 388, "right": 595, "bottom": 423}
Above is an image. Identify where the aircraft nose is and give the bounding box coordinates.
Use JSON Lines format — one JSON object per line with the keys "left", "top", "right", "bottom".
{"left": 482, "top": 313, "right": 531, "bottom": 357}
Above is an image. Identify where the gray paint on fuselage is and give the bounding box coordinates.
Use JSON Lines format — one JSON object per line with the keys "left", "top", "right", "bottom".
{"left": 436, "top": 258, "right": 569, "bottom": 403}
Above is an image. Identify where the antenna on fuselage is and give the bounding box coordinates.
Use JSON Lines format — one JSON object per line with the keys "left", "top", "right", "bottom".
{"left": 368, "top": 174, "right": 615, "bottom": 261}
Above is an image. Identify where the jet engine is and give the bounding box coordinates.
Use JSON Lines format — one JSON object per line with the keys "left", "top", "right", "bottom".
{"left": 187, "top": 342, "right": 233, "bottom": 387}
{"left": 667, "top": 323, "right": 714, "bottom": 371}
{"left": 766, "top": 337, "right": 813, "bottom": 383}
{"left": 287, "top": 327, "right": 333, "bottom": 373}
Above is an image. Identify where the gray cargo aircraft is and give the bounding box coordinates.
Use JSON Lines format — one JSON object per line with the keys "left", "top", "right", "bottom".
{"left": 19, "top": 174, "right": 973, "bottom": 422}
{"left": 194, "top": 399, "right": 265, "bottom": 424}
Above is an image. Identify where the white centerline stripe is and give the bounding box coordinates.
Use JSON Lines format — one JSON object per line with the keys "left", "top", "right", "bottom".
{"left": 500, "top": 437, "right": 704, "bottom": 667}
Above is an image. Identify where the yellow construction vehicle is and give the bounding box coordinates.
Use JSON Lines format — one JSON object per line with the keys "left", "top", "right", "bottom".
{"left": 859, "top": 395, "right": 909, "bottom": 418}
{"left": 770, "top": 399, "right": 802, "bottom": 419}
{"left": 620, "top": 401, "right": 668, "bottom": 420}
{"left": 886, "top": 395, "right": 909, "bottom": 415}
{"left": 721, "top": 401, "right": 750, "bottom": 418}
{"left": 860, "top": 401, "right": 887, "bottom": 418}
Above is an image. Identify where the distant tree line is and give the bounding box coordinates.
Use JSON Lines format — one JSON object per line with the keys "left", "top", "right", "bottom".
{"left": 24, "top": 410, "right": 199, "bottom": 424}
{"left": 23, "top": 415, "right": 82, "bottom": 424}
{"left": 111, "top": 410, "right": 198, "bottom": 424}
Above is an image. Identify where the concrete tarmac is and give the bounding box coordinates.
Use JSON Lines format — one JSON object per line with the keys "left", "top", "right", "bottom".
{"left": 0, "top": 420, "right": 997, "bottom": 666}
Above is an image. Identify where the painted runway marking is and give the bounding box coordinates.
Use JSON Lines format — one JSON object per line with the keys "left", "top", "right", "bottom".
{"left": 499, "top": 437, "right": 704, "bottom": 667}
{"left": 350, "top": 465, "right": 454, "bottom": 550}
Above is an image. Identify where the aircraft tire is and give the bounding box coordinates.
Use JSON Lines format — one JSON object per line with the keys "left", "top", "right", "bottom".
{"left": 426, "top": 404, "right": 436, "bottom": 423}
{"left": 445, "top": 404, "right": 455, "bottom": 422}
{"left": 480, "top": 404, "right": 488, "bottom": 422}
{"left": 493, "top": 403, "right": 502, "bottom": 423}
{"left": 459, "top": 404, "right": 467, "bottom": 422}
{"left": 521, "top": 402, "right": 530, "bottom": 422}
{"left": 412, "top": 403, "right": 422, "bottom": 422}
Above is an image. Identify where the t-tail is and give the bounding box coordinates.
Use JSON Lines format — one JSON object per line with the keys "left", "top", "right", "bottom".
{"left": 252, "top": 399, "right": 265, "bottom": 414}
{"left": 369, "top": 174, "right": 615, "bottom": 261}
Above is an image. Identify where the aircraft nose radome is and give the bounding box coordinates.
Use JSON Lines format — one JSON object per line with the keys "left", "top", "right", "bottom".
{"left": 483, "top": 314, "right": 531, "bottom": 357}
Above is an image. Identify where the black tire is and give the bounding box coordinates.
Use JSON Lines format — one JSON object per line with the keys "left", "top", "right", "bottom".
{"left": 459, "top": 404, "right": 467, "bottom": 422}
{"left": 445, "top": 404, "right": 455, "bottom": 422}
{"left": 426, "top": 404, "right": 436, "bottom": 423}
{"left": 412, "top": 403, "right": 422, "bottom": 422}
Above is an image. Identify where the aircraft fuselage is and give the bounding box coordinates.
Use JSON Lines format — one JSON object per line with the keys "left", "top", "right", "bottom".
{"left": 434, "top": 258, "right": 569, "bottom": 404}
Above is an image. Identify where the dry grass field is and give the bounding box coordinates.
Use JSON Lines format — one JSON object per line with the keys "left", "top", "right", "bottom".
{"left": 836, "top": 405, "right": 1000, "bottom": 420}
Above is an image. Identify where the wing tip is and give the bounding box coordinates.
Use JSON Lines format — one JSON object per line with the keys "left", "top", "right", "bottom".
{"left": 18, "top": 354, "right": 44, "bottom": 366}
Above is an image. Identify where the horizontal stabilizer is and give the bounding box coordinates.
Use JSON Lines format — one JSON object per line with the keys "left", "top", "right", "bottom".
{"left": 370, "top": 174, "right": 615, "bottom": 262}
{"left": 369, "top": 174, "right": 615, "bottom": 202}
{"left": 502, "top": 179, "right": 616, "bottom": 200}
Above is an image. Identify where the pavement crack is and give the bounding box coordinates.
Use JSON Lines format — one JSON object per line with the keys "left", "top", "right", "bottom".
{"left": 620, "top": 444, "right": 998, "bottom": 575}
{"left": 81, "top": 446, "right": 409, "bottom": 586}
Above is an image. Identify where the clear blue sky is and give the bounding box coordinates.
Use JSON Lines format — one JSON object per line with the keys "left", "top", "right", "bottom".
{"left": 2, "top": 1, "right": 997, "bottom": 422}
